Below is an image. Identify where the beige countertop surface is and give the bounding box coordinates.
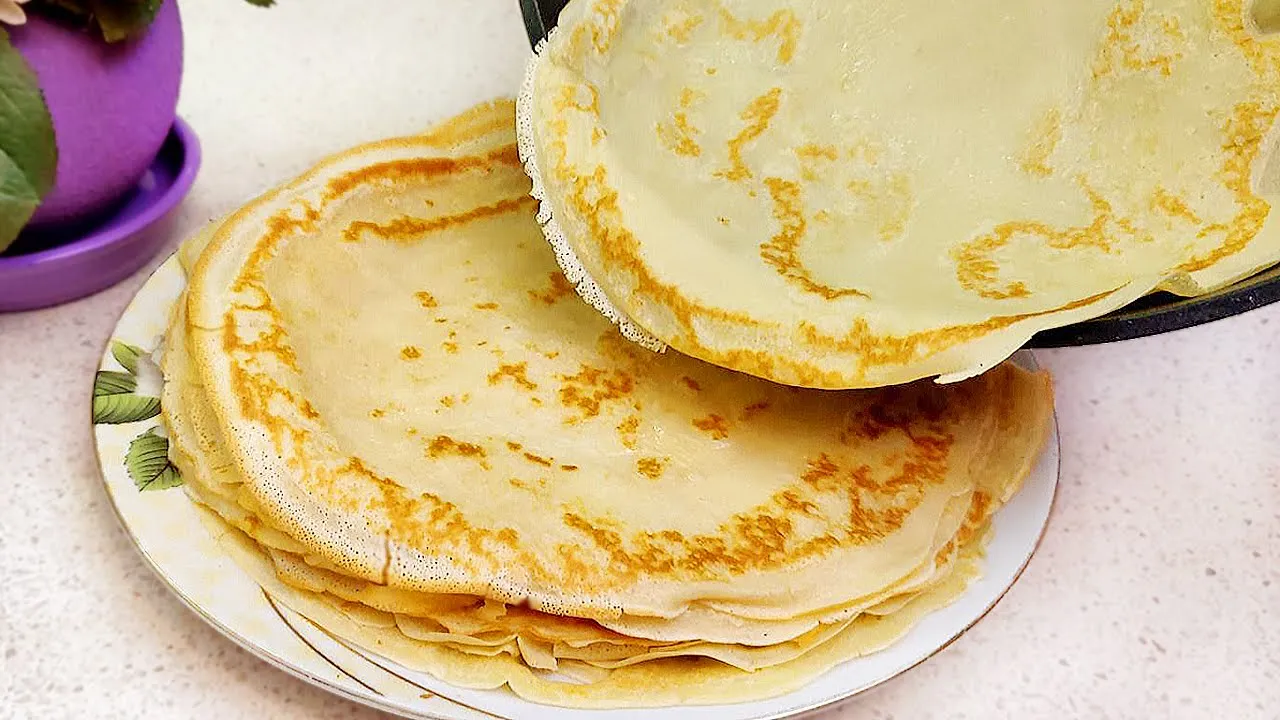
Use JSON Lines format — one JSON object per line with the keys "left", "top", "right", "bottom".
{"left": 2, "top": 2, "right": 1279, "bottom": 718}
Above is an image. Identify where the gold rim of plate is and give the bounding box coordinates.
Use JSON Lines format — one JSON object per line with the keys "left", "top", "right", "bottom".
{"left": 90, "top": 251, "right": 1063, "bottom": 720}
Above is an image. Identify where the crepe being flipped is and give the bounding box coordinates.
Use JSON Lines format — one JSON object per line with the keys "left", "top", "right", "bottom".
{"left": 517, "top": 0, "right": 1280, "bottom": 389}
{"left": 162, "top": 99, "right": 1054, "bottom": 706}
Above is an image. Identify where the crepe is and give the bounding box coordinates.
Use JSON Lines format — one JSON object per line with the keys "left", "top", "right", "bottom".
{"left": 201, "top": 506, "right": 987, "bottom": 708}
{"left": 166, "top": 352, "right": 990, "bottom": 674}
{"left": 160, "top": 99, "right": 1056, "bottom": 707}
{"left": 517, "top": 0, "right": 1280, "bottom": 388}
{"left": 183, "top": 108, "right": 1051, "bottom": 623}
{"left": 164, "top": 218, "right": 981, "bottom": 657}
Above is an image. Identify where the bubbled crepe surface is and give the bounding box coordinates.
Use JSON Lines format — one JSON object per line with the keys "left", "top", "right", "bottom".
{"left": 517, "top": 0, "right": 1280, "bottom": 389}
{"left": 161, "top": 99, "right": 1056, "bottom": 706}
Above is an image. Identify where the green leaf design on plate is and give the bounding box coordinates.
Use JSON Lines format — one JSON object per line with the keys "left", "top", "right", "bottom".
{"left": 110, "top": 340, "right": 145, "bottom": 375}
{"left": 94, "top": 394, "right": 161, "bottom": 424}
{"left": 93, "top": 369, "right": 160, "bottom": 424}
{"left": 94, "top": 370, "right": 137, "bottom": 396}
{"left": 0, "top": 28, "right": 58, "bottom": 254}
{"left": 126, "top": 427, "right": 182, "bottom": 491}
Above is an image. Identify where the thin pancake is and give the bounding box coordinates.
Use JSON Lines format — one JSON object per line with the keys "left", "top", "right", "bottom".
{"left": 166, "top": 268, "right": 1014, "bottom": 648}
{"left": 183, "top": 101, "right": 1054, "bottom": 628}
{"left": 518, "top": 0, "right": 1280, "bottom": 388}
{"left": 201, "top": 507, "right": 987, "bottom": 708}
{"left": 165, "top": 296, "right": 979, "bottom": 649}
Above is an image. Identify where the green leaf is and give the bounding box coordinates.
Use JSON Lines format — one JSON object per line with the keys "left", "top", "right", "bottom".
{"left": 111, "top": 340, "right": 145, "bottom": 374}
{"left": 126, "top": 427, "right": 182, "bottom": 491}
{"left": 94, "top": 393, "right": 161, "bottom": 424}
{"left": 28, "top": 1, "right": 94, "bottom": 27}
{"left": 29, "top": 0, "right": 264, "bottom": 41}
{"left": 93, "top": 368, "right": 161, "bottom": 423}
{"left": 93, "top": 367, "right": 162, "bottom": 423}
{"left": 94, "top": 370, "right": 137, "bottom": 396}
{"left": 89, "top": 0, "right": 162, "bottom": 43}
{"left": 0, "top": 28, "right": 58, "bottom": 254}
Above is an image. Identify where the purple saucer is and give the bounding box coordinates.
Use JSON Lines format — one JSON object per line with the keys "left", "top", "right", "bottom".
{"left": 0, "top": 117, "right": 200, "bottom": 313}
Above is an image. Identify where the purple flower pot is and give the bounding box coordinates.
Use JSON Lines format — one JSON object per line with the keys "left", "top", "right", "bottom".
{"left": 10, "top": 0, "right": 184, "bottom": 228}
{"left": 0, "top": 118, "right": 201, "bottom": 313}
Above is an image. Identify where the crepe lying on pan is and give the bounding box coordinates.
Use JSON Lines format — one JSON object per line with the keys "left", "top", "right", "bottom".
{"left": 517, "top": 0, "right": 1280, "bottom": 388}
{"left": 160, "top": 99, "right": 1055, "bottom": 707}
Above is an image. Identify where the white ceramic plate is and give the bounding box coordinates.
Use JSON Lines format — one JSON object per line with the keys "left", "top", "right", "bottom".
{"left": 92, "top": 252, "right": 1061, "bottom": 720}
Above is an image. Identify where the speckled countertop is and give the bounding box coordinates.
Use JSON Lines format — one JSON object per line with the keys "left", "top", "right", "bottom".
{"left": 2, "top": 2, "right": 1278, "bottom": 718}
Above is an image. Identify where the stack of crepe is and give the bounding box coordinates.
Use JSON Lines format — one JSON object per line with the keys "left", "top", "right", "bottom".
{"left": 159, "top": 101, "right": 1054, "bottom": 708}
